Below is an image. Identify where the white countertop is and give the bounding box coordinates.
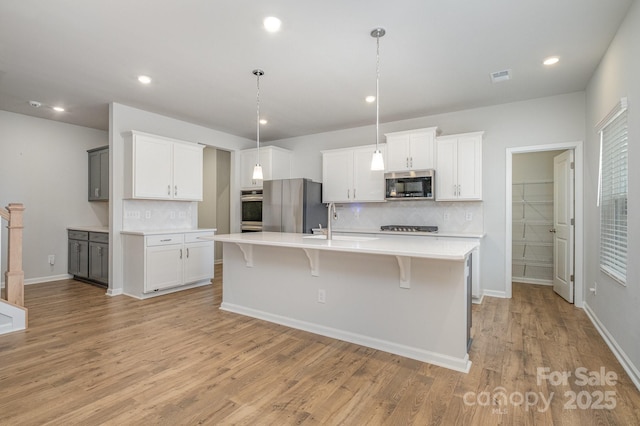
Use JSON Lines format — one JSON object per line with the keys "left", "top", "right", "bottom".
{"left": 68, "top": 226, "right": 109, "bottom": 233}
{"left": 121, "top": 228, "right": 216, "bottom": 236}
{"left": 211, "top": 232, "right": 478, "bottom": 261}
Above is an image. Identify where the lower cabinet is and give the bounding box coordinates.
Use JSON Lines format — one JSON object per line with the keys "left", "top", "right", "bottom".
{"left": 123, "top": 230, "right": 215, "bottom": 298}
{"left": 68, "top": 230, "right": 109, "bottom": 287}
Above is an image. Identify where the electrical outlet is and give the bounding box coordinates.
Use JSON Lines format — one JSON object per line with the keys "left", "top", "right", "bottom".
{"left": 318, "top": 289, "right": 326, "bottom": 304}
{"left": 170, "top": 211, "right": 176, "bottom": 219}
{"left": 48, "top": 255, "right": 55, "bottom": 265}
{"left": 466, "top": 211, "right": 473, "bottom": 221}
{"left": 590, "top": 282, "right": 598, "bottom": 295}
{"left": 443, "top": 212, "right": 450, "bottom": 221}
{"left": 125, "top": 211, "right": 140, "bottom": 219}
{"left": 179, "top": 211, "right": 186, "bottom": 219}
{"left": 145, "top": 210, "right": 151, "bottom": 219}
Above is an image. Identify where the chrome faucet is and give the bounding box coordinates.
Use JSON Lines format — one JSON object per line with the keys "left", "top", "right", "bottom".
{"left": 327, "top": 202, "right": 336, "bottom": 240}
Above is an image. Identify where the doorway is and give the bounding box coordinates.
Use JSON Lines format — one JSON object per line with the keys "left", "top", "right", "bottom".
{"left": 505, "top": 142, "right": 584, "bottom": 307}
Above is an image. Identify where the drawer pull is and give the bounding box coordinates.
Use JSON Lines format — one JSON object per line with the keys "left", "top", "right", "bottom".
{"left": 160, "top": 239, "right": 172, "bottom": 242}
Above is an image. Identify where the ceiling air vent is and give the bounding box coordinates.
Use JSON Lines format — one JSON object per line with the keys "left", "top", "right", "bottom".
{"left": 490, "top": 69, "right": 511, "bottom": 83}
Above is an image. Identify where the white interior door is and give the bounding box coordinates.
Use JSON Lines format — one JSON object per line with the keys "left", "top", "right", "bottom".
{"left": 553, "top": 150, "right": 574, "bottom": 302}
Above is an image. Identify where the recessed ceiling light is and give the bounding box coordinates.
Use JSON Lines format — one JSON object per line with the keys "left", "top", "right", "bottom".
{"left": 543, "top": 56, "right": 560, "bottom": 66}
{"left": 259, "top": 119, "right": 268, "bottom": 125}
{"left": 52, "top": 106, "right": 65, "bottom": 112}
{"left": 263, "top": 17, "right": 281, "bottom": 33}
{"left": 28, "top": 100, "right": 42, "bottom": 108}
{"left": 138, "top": 75, "right": 152, "bottom": 84}
{"left": 365, "top": 95, "right": 376, "bottom": 103}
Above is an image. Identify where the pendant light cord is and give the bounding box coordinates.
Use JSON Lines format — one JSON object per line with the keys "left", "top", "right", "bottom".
{"left": 375, "top": 33, "right": 380, "bottom": 151}
{"left": 256, "top": 72, "right": 261, "bottom": 157}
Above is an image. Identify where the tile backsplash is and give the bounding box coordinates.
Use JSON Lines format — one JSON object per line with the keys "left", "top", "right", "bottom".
{"left": 123, "top": 200, "right": 197, "bottom": 231}
{"left": 332, "top": 200, "right": 483, "bottom": 234}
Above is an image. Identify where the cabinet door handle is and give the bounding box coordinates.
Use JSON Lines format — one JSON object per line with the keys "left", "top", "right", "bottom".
{"left": 180, "top": 249, "right": 183, "bottom": 259}
{"left": 353, "top": 188, "right": 356, "bottom": 199}
{"left": 410, "top": 157, "right": 413, "bottom": 168}
{"left": 186, "top": 248, "right": 190, "bottom": 258}
{"left": 458, "top": 185, "right": 461, "bottom": 196}
{"left": 174, "top": 185, "right": 178, "bottom": 196}
{"left": 406, "top": 157, "right": 409, "bottom": 168}
{"left": 95, "top": 187, "right": 100, "bottom": 197}
{"left": 167, "top": 185, "right": 171, "bottom": 195}
{"left": 347, "top": 189, "right": 350, "bottom": 199}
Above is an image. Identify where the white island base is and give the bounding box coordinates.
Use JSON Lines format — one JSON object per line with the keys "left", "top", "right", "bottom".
{"left": 215, "top": 233, "right": 474, "bottom": 373}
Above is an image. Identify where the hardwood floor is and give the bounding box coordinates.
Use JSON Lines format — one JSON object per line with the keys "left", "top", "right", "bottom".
{"left": 1, "top": 269, "right": 639, "bottom": 425}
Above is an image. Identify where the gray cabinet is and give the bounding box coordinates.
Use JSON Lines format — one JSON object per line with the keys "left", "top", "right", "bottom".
{"left": 68, "top": 229, "right": 108, "bottom": 287}
{"left": 68, "top": 230, "right": 89, "bottom": 279}
{"left": 88, "top": 232, "right": 109, "bottom": 285}
{"left": 88, "top": 146, "right": 109, "bottom": 201}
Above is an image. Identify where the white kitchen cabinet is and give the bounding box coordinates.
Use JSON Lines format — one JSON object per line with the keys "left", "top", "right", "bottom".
{"left": 321, "top": 144, "right": 385, "bottom": 203}
{"left": 122, "top": 230, "right": 215, "bottom": 298}
{"left": 385, "top": 127, "right": 437, "bottom": 172}
{"left": 435, "top": 131, "right": 483, "bottom": 201}
{"left": 240, "top": 146, "right": 291, "bottom": 189}
{"left": 124, "top": 131, "right": 204, "bottom": 201}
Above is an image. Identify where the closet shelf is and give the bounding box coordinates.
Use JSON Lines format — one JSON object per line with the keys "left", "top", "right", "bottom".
{"left": 512, "top": 260, "right": 553, "bottom": 268}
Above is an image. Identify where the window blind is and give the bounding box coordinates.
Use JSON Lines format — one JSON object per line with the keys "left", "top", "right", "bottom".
{"left": 599, "top": 104, "right": 628, "bottom": 284}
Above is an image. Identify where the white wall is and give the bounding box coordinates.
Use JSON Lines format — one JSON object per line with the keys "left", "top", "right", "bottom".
{"left": 585, "top": 0, "right": 640, "bottom": 386}
{"left": 0, "top": 111, "right": 108, "bottom": 283}
{"left": 108, "top": 103, "right": 253, "bottom": 295}
{"left": 273, "top": 92, "right": 586, "bottom": 296}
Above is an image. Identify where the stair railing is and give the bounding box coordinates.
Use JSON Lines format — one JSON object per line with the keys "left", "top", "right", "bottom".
{"left": 1, "top": 203, "right": 25, "bottom": 306}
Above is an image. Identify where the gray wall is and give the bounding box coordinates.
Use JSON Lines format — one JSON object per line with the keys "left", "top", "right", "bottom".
{"left": 0, "top": 111, "right": 108, "bottom": 283}
{"left": 273, "top": 92, "right": 586, "bottom": 297}
{"left": 585, "top": 0, "right": 640, "bottom": 385}
{"left": 109, "top": 102, "right": 253, "bottom": 295}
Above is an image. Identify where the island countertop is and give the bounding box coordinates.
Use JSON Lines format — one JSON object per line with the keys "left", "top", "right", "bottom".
{"left": 211, "top": 231, "right": 478, "bottom": 261}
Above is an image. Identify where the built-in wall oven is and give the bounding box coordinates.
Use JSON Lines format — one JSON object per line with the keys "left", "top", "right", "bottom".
{"left": 241, "top": 189, "right": 263, "bottom": 232}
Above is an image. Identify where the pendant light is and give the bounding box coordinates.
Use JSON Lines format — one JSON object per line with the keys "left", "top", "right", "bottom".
{"left": 252, "top": 69, "right": 265, "bottom": 180}
{"left": 370, "top": 28, "right": 386, "bottom": 171}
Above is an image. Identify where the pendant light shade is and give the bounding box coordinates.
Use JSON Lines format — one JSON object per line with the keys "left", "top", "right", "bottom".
{"left": 370, "top": 28, "right": 385, "bottom": 171}
{"left": 252, "top": 69, "right": 264, "bottom": 180}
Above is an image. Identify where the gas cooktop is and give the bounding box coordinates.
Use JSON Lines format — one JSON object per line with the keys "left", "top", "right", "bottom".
{"left": 380, "top": 225, "right": 438, "bottom": 233}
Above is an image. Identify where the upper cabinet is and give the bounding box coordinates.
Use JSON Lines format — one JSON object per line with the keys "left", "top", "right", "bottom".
{"left": 123, "top": 131, "right": 204, "bottom": 201}
{"left": 88, "top": 146, "right": 109, "bottom": 201}
{"left": 385, "top": 127, "right": 437, "bottom": 172}
{"left": 435, "top": 131, "right": 483, "bottom": 201}
{"left": 322, "top": 144, "right": 386, "bottom": 203}
{"left": 240, "top": 146, "right": 292, "bottom": 189}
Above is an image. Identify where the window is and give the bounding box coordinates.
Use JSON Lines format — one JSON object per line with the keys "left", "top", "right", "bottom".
{"left": 597, "top": 98, "right": 628, "bottom": 284}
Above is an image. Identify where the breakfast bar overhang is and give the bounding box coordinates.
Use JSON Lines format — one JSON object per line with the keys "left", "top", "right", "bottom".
{"left": 211, "top": 232, "right": 478, "bottom": 373}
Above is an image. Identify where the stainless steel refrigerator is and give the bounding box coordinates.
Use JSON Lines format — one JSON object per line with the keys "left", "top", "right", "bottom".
{"left": 263, "top": 178, "right": 326, "bottom": 233}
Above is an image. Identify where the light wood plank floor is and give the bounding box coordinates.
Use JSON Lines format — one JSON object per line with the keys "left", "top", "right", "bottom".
{"left": 1, "top": 269, "right": 639, "bottom": 425}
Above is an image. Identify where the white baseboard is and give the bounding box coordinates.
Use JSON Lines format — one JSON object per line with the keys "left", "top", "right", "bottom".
{"left": 472, "top": 293, "right": 485, "bottom": 304}
{"left": 1, "top": 274, "right": 72, "bottom": 288}
{"left": 220, "top": 302, "right": 472, "bottom": 373}
{"left": 584, "top": 302, "right": 640, "bottom": 392}
{"left": 512, "top": 277, "right": 553, "bottom": 286}
{"left": 107, "top": 287, "right": 123, "bottom": 297}
{"left": 482, "top": 289, "right": 508, "bottom": 299}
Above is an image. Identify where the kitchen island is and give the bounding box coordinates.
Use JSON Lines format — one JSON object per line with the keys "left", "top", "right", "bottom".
{"left": 211, "top": 232, "right": 478, "bottom": 372}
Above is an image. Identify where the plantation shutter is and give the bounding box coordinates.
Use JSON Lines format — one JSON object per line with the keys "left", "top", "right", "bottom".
{"left": 597, "top": 98, "right": 628, "bottom": 284}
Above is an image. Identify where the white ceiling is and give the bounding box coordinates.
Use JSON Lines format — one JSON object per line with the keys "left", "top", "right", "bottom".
{"left": 0, "top": 0, "right": 633, "bottom": 142}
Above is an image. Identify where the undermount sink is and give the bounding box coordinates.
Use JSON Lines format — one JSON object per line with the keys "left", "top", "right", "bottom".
{"left": 303, "top": 235, "right": 378, "bottom": 242}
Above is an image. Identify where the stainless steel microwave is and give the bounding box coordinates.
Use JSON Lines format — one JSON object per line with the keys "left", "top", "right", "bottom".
{"left": 385, "top": 170, "right": 435, "bottom": 200}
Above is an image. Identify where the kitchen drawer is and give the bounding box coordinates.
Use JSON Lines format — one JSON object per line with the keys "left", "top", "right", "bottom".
{"left": 185, "top": 232, "right": 214, "bottom": 243}
{"left": 89, "top": 232, "right": 109, "bottom": 243}
{"left": 68, "top": 230, "right": 89, "bottom": 240}
{"left": 145, "top": 234, "right": 184, "bottom": 247}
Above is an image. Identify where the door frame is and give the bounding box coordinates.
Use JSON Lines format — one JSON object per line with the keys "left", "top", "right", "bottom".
{"left": 505, "top": 141, "right": 584, "bottom": 307}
